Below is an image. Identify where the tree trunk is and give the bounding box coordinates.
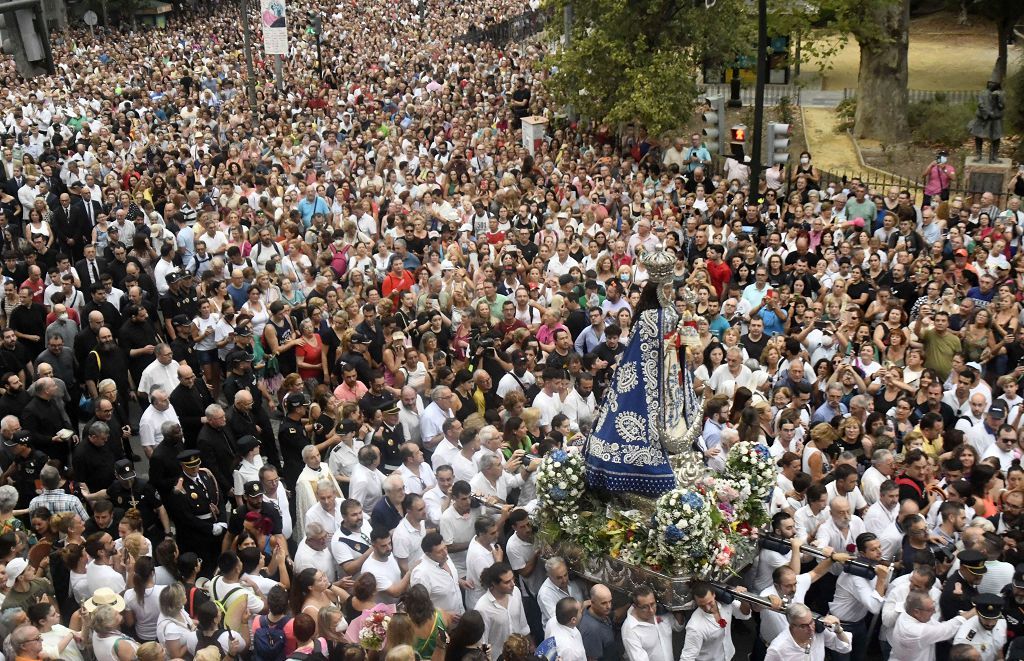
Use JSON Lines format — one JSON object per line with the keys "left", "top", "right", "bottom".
{"left": 995, "top": 18, "right": 1011, "bottom": 83}
{"left": 852, "top": 0, "right": 910, "bottom": 143}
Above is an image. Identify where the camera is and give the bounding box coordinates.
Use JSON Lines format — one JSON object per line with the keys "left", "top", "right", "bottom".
{"left": 478, "top": 337, "right": 496, "bottom": 350}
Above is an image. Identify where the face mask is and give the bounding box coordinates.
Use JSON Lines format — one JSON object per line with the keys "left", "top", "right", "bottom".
{"left": 800, "top": 157, "right": 810, "bottom": 165}
{"left": 729, "top": 186, "right": 738, "bottom": 194}
{"left": 545, "top": 223, "right": 554, "bottom": 231}
{"left": 357, "top": 168, "right": 365, "bottom": 175}
{"left": 939, "top": 156, "right": 948, "bottom": 164}
{"left": 58, "top": 312, "right": 68, "bottom": 321}
{"left": 620, "top": 274, "right": 630, "bottom": 282}
{"left": 335, "top": 618, "right": 347, "bottom": 633}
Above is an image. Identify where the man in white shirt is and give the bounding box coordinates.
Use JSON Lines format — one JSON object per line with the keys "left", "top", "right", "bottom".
{"left": 138, "top": 388, "right": 179, "bottom": 458}
{"left": 396, "top": 442, "right": 436, "bottom": 496}
{"left": 209, "top": 551, "right": 268, "bottom": 617}
{"left": 475, "top": 562, "right": 530, "bottom": 652}
{"left": 439, "top": 481, "right": 480, "bottom": 577}
{"left": 451, "top": 431, "right": 481, "bottom": 484}
{"left": 360, "top": 527, "right": 410, "bottom": 604}
{"left": 679, "top": 581, "right": 751, "bottom": 661}
{"left": 410, "top": 532, "right": 465, "bottom": 616}
{"left": 863, "top": 480, "right": 900, "bottom": 538}
{"left": 765, "top": 604, "right": 851, "bottom": 661}
{"left": 760, "top": 557, "right": 845, "bottom": 648}
{"left": 890, "top": 590, "right": 972, "bottom": 661}
{"left": 506, "top": 509, "right": 545, "bottom": 600}
{"left": 861, "top": 449, "right": 896, "bottom": 505}
{"left": 465, "top": 515, "right": 503, "bottom": 610}
{"left": 537, "top": 557, "right": 586, "bottom": 628}
{"left": 331, "top": 498, "right": 374, "bottom": 577}
{"left": 826, "top": 464, "right": 869, "bottom": 515}
{"left": 84, "top": 533, "right": 126, "bottom": 595}
{"left": 431, "top": 420, "right": 462, "bottom": 471}
{"left": 305, "top": 478, "right": 344, "bottom": 537}
{"left": 815, "top": 497, "right": 865, "bottom": 577}
{"left": 881, "top": 565, "right": 942, "bottom": 653}
{"left": 753, "top": 512, "right": 803, "bottom": 591}
{"left": 621, "top": 586, "right": 684, "bottom": 661}
{"left": 953, "top": 594, "right": 1007, "bottom": 661}
{"left": 829, "top": 533, "right": 890, "bottom": 661}
{"left": 349, "top": 445, "right": 386, "bottom": 513}
{"left": 391, "top": 493, "right": 427, "bottom": 573}
{"left": 560, "top": 373, "right": 597, "bottom": 433}
{"left": 294, "top": 521, "right": 338, "bottom": 582}
{"left": 543, "top": 597, "right": 586, "bottom": 661}
{"left": 794, "top": 484, "right": 832, "bottom": 543}
{"left": 532, "top": 368, "right": 567, "bottom": 432}
{"left": 423, "top": 466, "right": 453, "bottom": 528}
{"left": 470, "top": 453, "right": 526, "bottom": 503}
{"left": 137, "top": 343, "right": 179, "bottom": 397}
{"left": 420, "top": 386, "right": 454, "bottom": 451}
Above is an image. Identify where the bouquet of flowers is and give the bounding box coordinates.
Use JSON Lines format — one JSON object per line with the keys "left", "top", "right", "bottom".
{"left": 725, "top": 441, "right": 776, "bottom": 499}
{"left": 535, "top": 449, "right": 586, "bottom": 527}
{"left": 653, "top": 488, "right": 715, "bottom": 570}
{"left": 358, "top": 605, "right": 392, "bottom": 651}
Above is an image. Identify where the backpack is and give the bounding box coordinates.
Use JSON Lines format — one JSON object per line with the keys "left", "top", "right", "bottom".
{"left": 253, "top": 614, "right": 291, "bottom": 661}
{"left": 210, "top": 576, "right": 246, "bottom": 630}
{"left": 285, "top": 639, "right": 328, "bottom": 661}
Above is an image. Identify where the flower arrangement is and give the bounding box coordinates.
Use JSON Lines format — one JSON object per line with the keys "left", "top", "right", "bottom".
{"left": 533, "top": 444, "right": 771, "bottom": 578}
{"left": 725, "top": 441, "right": 776, "bottom": 499}
{"left": 358, "top": 605, "right": 391, "bottom": 651}
{"left": 535, "top": 449, "right": 587, "bottom": 526}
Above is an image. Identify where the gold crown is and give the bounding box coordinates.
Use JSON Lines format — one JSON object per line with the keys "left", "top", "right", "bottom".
{"left": 640, "top": 249, "right": 675, "bottom": 284}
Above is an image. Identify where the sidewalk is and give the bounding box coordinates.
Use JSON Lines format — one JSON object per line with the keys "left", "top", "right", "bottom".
{"left": 799, "top": 107, "right": 862, "bottom": 172}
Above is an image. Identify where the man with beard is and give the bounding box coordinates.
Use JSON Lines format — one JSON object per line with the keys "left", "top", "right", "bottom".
{"left": 1000, "top": 565, "right": 1024, "bottom": 643}
{"left": 119, "top": 304, "right": 159, "bottom": 389}
{"left": 22, "top": 377, "right": 74, "bottom": 465}
{"left": 223, "top": 344, "right": 279, "bottom": 467}
{"left": 83, "top": 326, "right": 134, "bottom": 421}
{"left": 0, "top": 372, "right": 29, "bottom": 419}
{"left": 8, "top": 288, "right": 47, "bottom": 358}
{"left": 0, "top": 328, "right": 32, "bottom": 382}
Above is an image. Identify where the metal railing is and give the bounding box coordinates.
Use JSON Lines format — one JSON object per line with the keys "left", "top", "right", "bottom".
{"left": 456, "top": 9, "right": 547, "bottom": 45}
{"left": 701, "top": 83, "right": 801, "bottom": 107}
{"left": 842, "top": 88, "right": 978, "bottom": 105}
{"left": 815, "top": 166, "right": 1013, "bottom": 205}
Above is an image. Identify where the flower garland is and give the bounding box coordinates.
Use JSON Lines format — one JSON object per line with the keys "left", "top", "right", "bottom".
{"left": 653, "top": 489, "right": 715, "bottom": 571}
{"left": 358, "top": 605, "right": 392, "bottom": 651}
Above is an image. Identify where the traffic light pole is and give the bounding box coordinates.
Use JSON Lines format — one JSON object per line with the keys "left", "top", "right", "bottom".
{"left": 749, "top": 0, "right": 767, "bottom": 201}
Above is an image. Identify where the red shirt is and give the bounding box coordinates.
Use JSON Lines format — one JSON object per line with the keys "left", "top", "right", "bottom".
{"left": 20, "top": 277, "right": 44, "bottom": 304}
{"left": 381, "top": 270, "right": 415, "bottom": 302}
{"left": 706, "top": 259, "right": 732, "bottom": 297}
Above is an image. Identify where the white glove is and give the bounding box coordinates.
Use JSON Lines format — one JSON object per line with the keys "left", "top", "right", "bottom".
{"left": 212, "top": 522, "right": 226, "bottom": 536}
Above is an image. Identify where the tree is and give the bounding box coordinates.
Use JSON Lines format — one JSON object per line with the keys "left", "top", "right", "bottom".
{"left": 543, "top": 0, "right": 756, "bottom": 137}
{"left": 965, "top": 0, "right": 1024, "bottom": 83}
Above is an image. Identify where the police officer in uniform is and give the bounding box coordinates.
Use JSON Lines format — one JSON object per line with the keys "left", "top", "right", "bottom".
{"left": 106, "top": 459, "right": 172, "bottom": 545}
{"left": 223, "top": 347, "right": 280, "bottom": 468}
{"left": 374, "top": 399, "right": 405, "bottom": 474}
{"left": 176, "top": 270, "right": 200, "bottom": 319}
{"left": 954, "top": 593, "right": 1008, "bottom": 661}
{"left": 1002, "top": 565, "right": 1024, "bottom": 643}
{"left": 168, "top": 314, "right": 201, "bottom": 374}
{"left": 160, "top": 272, "right": 187, "bottom": 334}
{"left": 225, "top": 481, "right": 284, "bottom": 549}
{"left": 0, "top": 430, "right": 48, "bottom": 510}
{"left": 167, "top": 449, "right": 225, "bottom": 576}
{"left": 279, "top": 391, "right": 311, "bottom": 489}
{"left": 940, "top": 549, "right": 989, "bottom": 661}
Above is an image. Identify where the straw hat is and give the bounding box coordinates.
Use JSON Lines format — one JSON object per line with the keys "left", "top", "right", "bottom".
{"left": 83, "top": 587, "right": 126, "bottom": 613}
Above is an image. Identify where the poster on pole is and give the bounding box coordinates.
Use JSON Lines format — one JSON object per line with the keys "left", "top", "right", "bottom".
{"left": 259, "top": 0, "right": 288, "bottom": 55}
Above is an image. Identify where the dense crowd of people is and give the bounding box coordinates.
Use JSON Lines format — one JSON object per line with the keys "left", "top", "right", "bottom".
{"left": 0, "top": 0, "right": 1018, "bottom": 656}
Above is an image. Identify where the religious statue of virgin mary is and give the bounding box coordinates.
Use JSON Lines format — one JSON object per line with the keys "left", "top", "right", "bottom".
{"left": 584, "top": 248, "right": 704, "bottom": 497}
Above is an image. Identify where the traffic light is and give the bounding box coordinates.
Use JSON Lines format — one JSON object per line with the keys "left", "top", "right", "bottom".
{"left": 307, "top": 12, "right": 322, "bottom": 38}
{"left": 767, "top": 123, "right": 792, "bottom": 165}
{"left": 728, "top": 124, "right": 747, "bottom": 160}
{"left": 0, "top": 0, "right": 53, "bottom": 79}
{"left": 701, "top": 95, "right": 726, "bottom": 157}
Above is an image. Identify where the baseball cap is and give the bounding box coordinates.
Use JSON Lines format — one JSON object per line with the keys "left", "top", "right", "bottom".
{"left": 989, "top": 404, "right": 1007, "bottom": 419}
{"left": 5, "top": 557, "right": 27, "bottom": 587}
{"left": 955, "top": 248, "right": 969, "bottom": 257}
{"left": 114, "top": 459, "right": 136, "bottom": 481}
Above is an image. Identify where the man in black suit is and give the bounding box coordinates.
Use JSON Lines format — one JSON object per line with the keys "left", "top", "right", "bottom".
{"left": 70, "top": 187, "right": 102, "bottom": 238}
{"left": 169, "top": 364, "right": 214, "bottom": 447}
{"left": 75, "top": 243, "right": 106, "bottom": 293}
{"left": 3, "top": 167, "right": 24, "bottom": 197}
{"left": 53, "top": 193, "right": 87, "bottom": 262}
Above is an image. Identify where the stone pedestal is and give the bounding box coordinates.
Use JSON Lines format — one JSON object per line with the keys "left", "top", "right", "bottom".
{"left": 963, "top": 157, "right": 1014, "bottom": 203}
{"left": 521, "top": 115, "right": 548, "bottom": 157}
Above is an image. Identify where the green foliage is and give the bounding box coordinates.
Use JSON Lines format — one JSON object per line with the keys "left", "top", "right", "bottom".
{"left": 543, "top": 0, "right": 756, "bottom": 136}
{"left": 835, "top": 97, "right": 856, "bottom": 132}
{"left": 906, "top": 100, "right": 975, "bottom": 147}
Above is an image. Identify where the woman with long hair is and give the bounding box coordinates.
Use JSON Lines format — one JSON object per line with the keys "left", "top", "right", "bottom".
{"left": 290, "top": 568, "right": 348, "bottom": 635}
{"left": 123, "top": 557, "right": 162, "bottom": 642}
{"left": 443, "top": 610, "right": 487, "bottom": 661}
{"left": 405, "top": 584, "right": 455, "bottom": 660}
